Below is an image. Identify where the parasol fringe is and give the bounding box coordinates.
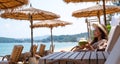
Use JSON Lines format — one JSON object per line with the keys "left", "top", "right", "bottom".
{"left": 63, "top": 0, "right": 117, "bottom": 3}
{"left": 0, "top": 0, "right": 29, "bottom": 11}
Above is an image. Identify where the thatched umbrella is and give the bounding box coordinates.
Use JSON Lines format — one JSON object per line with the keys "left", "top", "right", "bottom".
{"left": 0, "top": 0, "right": 28, "bottom": 10}
{"left": 63, "top": 0, "right": 117, "bottom": 25}
{"left": 0, "top": 6, "right": 60, "bottom": 57}
{"left": 31, "top": 20, "right": 72, "bottom": 52}
{"left": 72, "top": 5, "right": 120, "bottom": 23}
{"left": 72, "top": 4, "right": 120, "bottom": 39}
{"left": 63, "top": 0, "right": 115, "bottom": 3}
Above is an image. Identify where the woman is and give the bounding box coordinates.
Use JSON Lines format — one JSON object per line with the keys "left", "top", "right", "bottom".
{"left": 72, "top": 23, "right": 108, "bottom": 51}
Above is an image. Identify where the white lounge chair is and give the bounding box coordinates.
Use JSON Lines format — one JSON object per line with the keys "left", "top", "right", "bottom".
{"left": 105, "top": 25, "right": 120, "bottom": 52}
{"left": 105, "top": 36, "right": 120, "bottom": 64}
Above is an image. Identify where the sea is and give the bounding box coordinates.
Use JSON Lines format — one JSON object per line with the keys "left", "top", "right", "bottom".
{"left": 0, "top": 42, "right": 77, "bottom": 56}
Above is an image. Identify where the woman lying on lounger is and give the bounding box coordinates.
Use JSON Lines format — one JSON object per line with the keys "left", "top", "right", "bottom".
{"left": 71, "top": 23, "right": 108, "bottom": 51}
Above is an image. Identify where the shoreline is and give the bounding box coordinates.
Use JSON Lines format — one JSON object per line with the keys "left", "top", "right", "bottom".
{"left": 0, "top": 47, "right": 73, "bottom": 61}
{"left": 0, "top": 43, "right": 77, "bottom": 56}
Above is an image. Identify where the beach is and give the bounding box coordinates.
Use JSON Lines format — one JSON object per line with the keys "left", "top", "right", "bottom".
{"left": 55, "top": 46, "right": 73, "bottom": 52}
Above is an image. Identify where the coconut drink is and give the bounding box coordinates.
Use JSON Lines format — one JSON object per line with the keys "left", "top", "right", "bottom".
{"left": 78, "top": 38, "right": 88, "bottom": 48}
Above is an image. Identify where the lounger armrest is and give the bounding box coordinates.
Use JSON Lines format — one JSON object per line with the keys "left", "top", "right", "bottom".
{"left": 70, "top": 46, "right": 83, "bottom": 51}
{"left": 35, "top": 54, "right": 41, "bottom": 60}
{"left": 45, "top": 50, "right": 52, "bottom": 56}
{"left": 20, "top": 52, "right": 31, "bottom": 63}
{"left": 2, "top": 55, "right": 10, "bottom": 61}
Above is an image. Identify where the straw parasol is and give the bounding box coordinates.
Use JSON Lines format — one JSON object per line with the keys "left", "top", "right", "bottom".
{"left": 63, "top": 0, "right": 115, "bottom": 3}
{"left": 63, "top": 0, "right": 117, "bottom": 25}
{"left": 0, "top": 6, "right": 60, "bottom": 57}
{"left": 72, "top": 4, "right": 120, "bottom": 39}
{"left": 31, "top": 20, "right": 72, "bottom": 52}
{"left": 72, "top": 5, "right": 120, "bottom": 23}
{"left": 0, "top": 0, "right": 28, "bottom": 10}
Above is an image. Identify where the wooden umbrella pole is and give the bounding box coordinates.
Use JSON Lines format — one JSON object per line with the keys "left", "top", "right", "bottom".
{"left": 85, "top": 18, "right": 89, "bottom": 38}
{"left": 30, "top": 14, "right": 34, "bottom": 57}
{"left": 97, "top": 11, "right": 101, "bottom": 24}
{"left": 103, "top": 0, "right": 107, "bottom": 26}
{"left": 88, "top": 22, "right": 91, "bottom": 40}
{"left": 50, "top": 27, "right": 53, "bottom": 52}
{"left": 29, "top": 5, "right": 34, "bottom": 57}
{"left": 98, "top": 15, "right": 101, "bottom": 24}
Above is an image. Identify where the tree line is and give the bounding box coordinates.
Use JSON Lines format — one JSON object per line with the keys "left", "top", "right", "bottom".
{"left": 0, "top": 33, "right": 88, "bottom": 43}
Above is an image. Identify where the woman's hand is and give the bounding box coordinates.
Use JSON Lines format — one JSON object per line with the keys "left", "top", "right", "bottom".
{"left": 85, "top": 43, "right": 90, "bottom": 48}
{"left": 70, "top": 45, "right": 85, "bottom": 51}
{"left": 85, "top": 43, "right": 94, "bottom": 50}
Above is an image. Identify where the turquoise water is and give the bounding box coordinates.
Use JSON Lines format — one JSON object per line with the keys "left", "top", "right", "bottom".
{"left": 0, "top": 42, "right": 77, "bottom": 56}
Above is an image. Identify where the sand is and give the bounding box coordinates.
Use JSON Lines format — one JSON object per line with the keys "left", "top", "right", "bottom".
{"left": 54, "top": 46, "right": 73, "bottom": 52}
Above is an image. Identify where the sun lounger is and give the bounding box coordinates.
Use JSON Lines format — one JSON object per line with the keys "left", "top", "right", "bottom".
{"left": 0, "top": 45, "right": 23, "bottom": 64}
{"left": 30, "top": 44, "right": 38, "bottom": 56}
{"left": 105, "top": 36, "right": 120, "bottom": 64}
{"left": 21, "top": 44, "right": 38, "bottom": 63}
{"left": 38, "top": 44, "right": 46, "bottom": 57}
{"left": 35, "top": 44, "right": 46, "bottom": 59}
{"left": 45, "top": 44, "right": 55, "bottom": 56}
{"left": 39, "top": 36, "right": 120, "bottom": 64}
{"left": 105, "top": 25, "right": 120, "bottom": 52}
{"left": 47, "top": 59, "right": 79, "bottom": 64}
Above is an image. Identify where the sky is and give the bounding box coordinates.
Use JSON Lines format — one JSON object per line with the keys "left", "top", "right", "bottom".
{"left": 0, "top": 0, "right": 104, "bottom": 38}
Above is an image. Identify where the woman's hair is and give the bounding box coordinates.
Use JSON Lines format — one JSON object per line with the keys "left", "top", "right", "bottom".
{"left": 91, "top": 24, "right": 108, "bottom": 45}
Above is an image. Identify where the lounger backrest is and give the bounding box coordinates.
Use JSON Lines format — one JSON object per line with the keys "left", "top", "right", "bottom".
{"left": 105, "top": 36, "right": 120, "bottom": 64}
{"left": 30, "top": 44, "right": 38, "bottom": 56}
{"left": 105, "top": 25, "right": 120, "bottom": 52}
{"left": 39, "top": 44, "right": 46, "bottom": 56}
{"left": 10, "top": 45, "right": 23, "bottom": 63}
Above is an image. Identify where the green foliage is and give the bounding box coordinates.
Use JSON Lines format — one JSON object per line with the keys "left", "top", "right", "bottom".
{"left": 41, "top": 33, "right": 88, "bottom": 42}
{"left": 107, "top": 24, "right": 111, "bottom": 33}
{"left": 0, "top": 37, "right": 23, "bottom": 43}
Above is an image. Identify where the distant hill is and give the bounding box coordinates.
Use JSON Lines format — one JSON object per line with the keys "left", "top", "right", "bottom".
{"left": 0, "top": 33, "right": 88, "bottom": 43}
{"left": 0, "top": 37, "right": 23, "bottom": 43}
{"left": 41, "top": 33, "right": 88, "bottom": 42}
{"left": 34, "top": 35, "right": 49, "bottom": 40}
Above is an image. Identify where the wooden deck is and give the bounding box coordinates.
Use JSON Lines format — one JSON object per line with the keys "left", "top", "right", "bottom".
{"left": 39, "top": 51, "right": 109, "bottom": 64}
